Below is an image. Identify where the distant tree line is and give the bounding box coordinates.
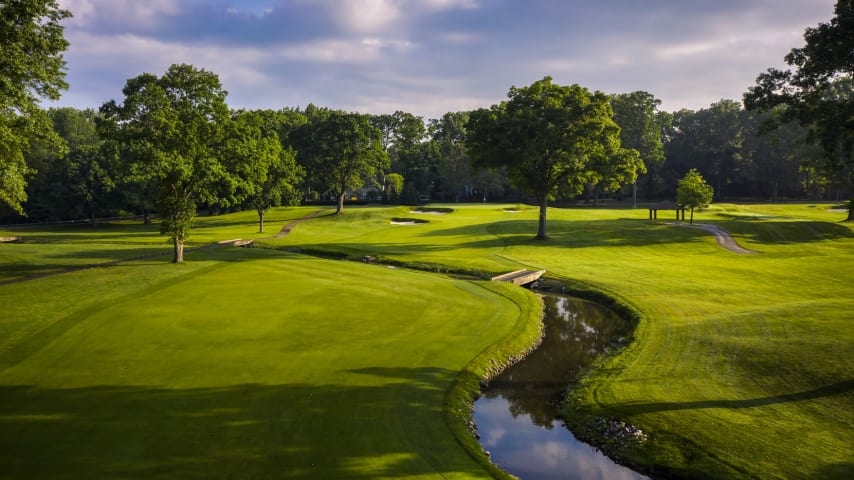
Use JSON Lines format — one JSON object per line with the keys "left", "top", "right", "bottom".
{"left": 8, "top": 86, "right": 847, "bottom": 222}
{"left": 2, "top": 0, "right": 852, "bottom": 243}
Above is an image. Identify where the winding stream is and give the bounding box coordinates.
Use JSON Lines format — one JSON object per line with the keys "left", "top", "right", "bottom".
{"left": 473, "top": 294, "right": 648, "bottom": 480}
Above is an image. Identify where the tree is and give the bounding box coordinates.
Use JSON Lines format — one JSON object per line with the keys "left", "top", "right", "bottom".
{"left": 677, "top": 168, "right": 714, "bottom": 224}
{"left": 22, "top": 108, "right": 118, "bottom": 224}
{"left": 99, "top": 64, "right": 232, "bottom": 263}
{"left": 610, "top": 91, "right": 665, "bottom": 207}
{"left": 0, "top": 0, "right": 70, "bottom": 213}
{"left": 744, "top": 0, "right": 854, "bottom": 220}
{"left": 311, "top": 111, "right": 388, "bottom": 214}
{"left": 432, "top": 111, "right": 475, "bottom": 202}
{"left": 467, "top": 77, "right": 638, "bottom": 240}
{"left": 224, "top": 110, "right": 302, "bottom": 233}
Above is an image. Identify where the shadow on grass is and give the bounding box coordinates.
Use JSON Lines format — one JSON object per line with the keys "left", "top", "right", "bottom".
{"left": 419, "top": 218, "right": 708, "bottom": 250}
{"left": 713, "top": 216, "right": 854, "bottom": 243}
{"left": 0, "top": 370, "right": 484, "bottom": 479}
{"left": 605, "top": 379, "right": 854, "bottom": 414}
{"left": 0, "top": 244, "right": 294, "bottom": 286}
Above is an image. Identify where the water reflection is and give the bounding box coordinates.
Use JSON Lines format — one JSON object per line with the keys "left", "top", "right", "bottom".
{"left": 473, "top": 295, "right": 647, "bottom": 480}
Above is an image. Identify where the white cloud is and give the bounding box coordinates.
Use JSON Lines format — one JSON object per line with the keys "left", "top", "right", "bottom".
{"left": 60, "top": 0, "right": 180, "bottom": 28}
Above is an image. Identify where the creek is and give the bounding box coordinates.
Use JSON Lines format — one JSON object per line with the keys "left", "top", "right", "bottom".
{"left": 472, "top": 294, "right": 648, "bottom": 480}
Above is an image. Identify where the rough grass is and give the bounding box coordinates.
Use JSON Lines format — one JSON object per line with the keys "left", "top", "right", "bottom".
{"left": 0, "top": 244, "right": 541, "bottom": 479}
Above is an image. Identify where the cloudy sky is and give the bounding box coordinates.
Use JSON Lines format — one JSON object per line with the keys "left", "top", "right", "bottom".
{"left": 52, "top": 0, "right": 836, "bottom": 119}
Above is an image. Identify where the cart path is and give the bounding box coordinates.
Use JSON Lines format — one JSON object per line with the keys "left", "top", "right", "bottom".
{"left": 271, "top": 209, "right": 329, "bottom": 238}
{"left": 676, "top": 223, "right": 759, "bottom": 255}
{"left": 0, "top": 209, "right": 332, "bottom": 286}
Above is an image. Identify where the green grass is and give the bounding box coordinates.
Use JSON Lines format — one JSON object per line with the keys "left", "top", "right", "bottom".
{"left": 0, "top": 245, "right": 540, "bottom": 479}
{"left": 261, "top": 202, "right": 854, "bottom": 479}
{"left": 2, "top": 201, "right": 852, "bottom": 479}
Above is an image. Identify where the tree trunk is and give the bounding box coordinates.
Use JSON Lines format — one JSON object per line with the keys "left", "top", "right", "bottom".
{"left": 257, "top": 208, "right": 265, "bottom": 233}
{"left": 846, "top": 200, "right": 854, "bottom": 222}
{"left": 144, "top": 210, "right": 151, "bottom": 224}
{"left": 690, "top": 207, "right": 695, "bottom": 225}
{"left": 172, "top": 238, "right": 184, "bottom": 264}
{"left": 337, "top": 193, "right": 345, "bottom": 215}
{"left": 632, "top": 180, "right": 638, "bottom": 208}
{"left": 535, "top": 197, "right": 548, "bottom": 240}
{"left": 90, "top": 210, "right": 97, "bottom": 228}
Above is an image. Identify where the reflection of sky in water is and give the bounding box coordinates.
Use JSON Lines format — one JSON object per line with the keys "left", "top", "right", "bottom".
{"left": 474, "top": 396, "right": 647, "bottom": 480}
{"left": 473, "top": 295, "right": 648, "bottom": 480}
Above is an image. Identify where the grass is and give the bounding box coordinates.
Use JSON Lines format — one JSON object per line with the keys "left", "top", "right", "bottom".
{"left": 260, "top": 202, "right": 853, "bottom": 479}
{"left": 0, "top": 204, "right": 854, "bottom": 478}
{"left": 0, "top": 245, "right": 541, "bottom": 479}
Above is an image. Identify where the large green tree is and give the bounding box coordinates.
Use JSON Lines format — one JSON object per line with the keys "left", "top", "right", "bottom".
{"left": 309, "top": 111, "right": 388, "bottom": 214}
{"left": 223, "top": 110, "right": 303, "bottom": 233}
{"left": 99, "top": 64, "right": 232, "bottom": 263}
{"left": 467, "top": 77, "right": 638, "bottom": 240}
{"left": 0, "top": 0, "right": 70, "bottom": 213}
{"left": 744, "top": 0, "right": 854, "bottom": 220}
{"left": 677, "top": 168, "right": 714, "bottom": 224}
{"left": 610, "top": 91, "right": 665, "bottom": 207}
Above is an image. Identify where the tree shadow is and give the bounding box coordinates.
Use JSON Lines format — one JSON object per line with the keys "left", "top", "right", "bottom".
{"left": 420, "top": 218, "right": 709, "bottom": 250}
{"left": 0, "top": 370, "right": 489, "bottom": 478}
{"left": 712, "top": 215, "right": 854, "bottom": 243}
{"left": 603, "top": 379, "right": 854, "bottom": 415}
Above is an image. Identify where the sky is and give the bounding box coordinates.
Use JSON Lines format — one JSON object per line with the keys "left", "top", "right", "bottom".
{"left": 51, "top": 0, "right": 837, "bottom": 119}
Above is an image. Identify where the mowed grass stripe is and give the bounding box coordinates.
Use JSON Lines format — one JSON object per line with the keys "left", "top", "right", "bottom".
{"left": 0, "top": 246, "right": 536, "bottom": 479}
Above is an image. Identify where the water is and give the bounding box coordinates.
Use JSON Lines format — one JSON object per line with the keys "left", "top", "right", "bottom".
{"left": 472, "top": 295, "right": 648, "bottom": 480}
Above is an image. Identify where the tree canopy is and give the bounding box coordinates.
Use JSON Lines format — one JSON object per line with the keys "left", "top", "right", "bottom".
{"left": 610, "top": 91, "right": 665, "bottom": 207}
{"left": 677, "top": 168, "right": 714, "bottom": 224}
{"left": 99, "top": 64, "right": 232, "bottom": 263}
{"left": 223, "top": 110, "right": 302, "bottom": 233}
{"left": 0, "top": 0, "right": 70, "bottom": 213}
{"left": 298, "top": 111, "right": 388, "bottom": 214}
{"left": 467, "top": 77, "right": 640, "bottom": 239}
{"left": 744, "top": 0, "right": 854, "bottom": 220}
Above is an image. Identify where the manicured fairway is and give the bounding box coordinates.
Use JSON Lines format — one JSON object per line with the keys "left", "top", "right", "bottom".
{"left": 0, "top": 246, "right": 537, "bottom": 479}
{"left": 2, "top": 202, "right": 852, "bottom": 479}
{"left": 264, "top": 203, "right": 854, "bottom": 479}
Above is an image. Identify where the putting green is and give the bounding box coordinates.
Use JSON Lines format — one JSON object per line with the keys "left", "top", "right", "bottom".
{"left": 0, "top": 247, "right": 538, "bottom": 479}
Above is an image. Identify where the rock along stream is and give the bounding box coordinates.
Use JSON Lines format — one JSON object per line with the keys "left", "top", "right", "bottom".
{"left": 472, "top": 294, "right": 649, "bottom": 480}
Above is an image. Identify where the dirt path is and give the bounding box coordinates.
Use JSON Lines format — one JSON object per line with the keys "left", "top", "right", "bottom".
{"left": 271, "top": 209, "right": 329, "bottom": 238}
{"left": 676, "top": 223, "right": 759, "bottom": 255}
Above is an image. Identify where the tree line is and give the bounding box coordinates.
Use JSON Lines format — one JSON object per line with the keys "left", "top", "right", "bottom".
{"left": 2, "top": 0, "right": 851, "bottom": 258}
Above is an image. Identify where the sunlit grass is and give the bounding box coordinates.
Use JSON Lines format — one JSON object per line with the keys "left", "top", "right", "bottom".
{"left": 0, "top": 246, "right": 536, "bottom": 479}
{"left": 2, "top": 201, "right": 852, "bottom": 479}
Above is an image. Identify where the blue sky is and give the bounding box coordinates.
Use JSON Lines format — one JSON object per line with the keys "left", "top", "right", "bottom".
{"left": 53, "top": 0, "right": 836, "bottom": 119}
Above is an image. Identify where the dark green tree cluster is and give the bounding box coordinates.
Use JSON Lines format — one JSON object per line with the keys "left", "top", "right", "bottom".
{"left": 0, "top": 0, "right": 70, "bottom": 214}
{"left": 745, "top": 0, "right": 853, "bottom": 220}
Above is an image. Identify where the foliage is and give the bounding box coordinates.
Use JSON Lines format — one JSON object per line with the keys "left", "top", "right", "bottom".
{"left": 0, "top": 0, "right": 70, "bottom": 213}
{"left": 431, "top": 111, "right": 481, "bottom": 202}
{"left": 610, "top": 91, "right": 665, "bottom": 206}
{"left": 99, "top": 64, "right": 232, "bottom": 262}
{"left": 467, "top": 76, "right": 639, "bottom": 239}
{"left": 222, "top": 110, "right": 303, "bottom": 233}
{"left": 298, "top": 111, "right": 388, "bottom": 214}
{"left": 744, "top": 0, "right": 854, "bottom": 219}
{"left": 676, "top": 168, "right": 714, "bottom": 224}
